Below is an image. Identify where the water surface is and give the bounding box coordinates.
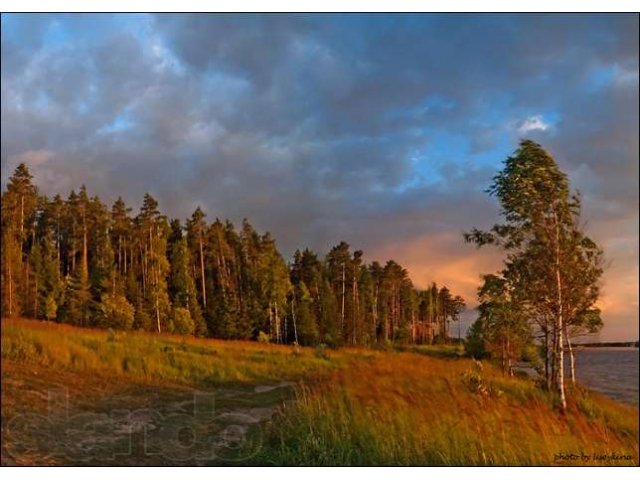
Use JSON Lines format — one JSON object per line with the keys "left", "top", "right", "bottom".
{"left": 574, "top": 347, "right": 639, "bottom": 405}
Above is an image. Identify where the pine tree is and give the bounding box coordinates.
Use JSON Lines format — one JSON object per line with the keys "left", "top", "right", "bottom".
{"left": 1, "top": 163, "right": 38, "bottom": 317}
{"left": 169, "top": 221, "right": 206, "bottom": 336}
{"left": 59, "top": 265, "right": 92, "bottom": 326}
{"left": 186, "top": 207, "right": 208, "bottom": 313}
{"left": 137, "top": 193, "right": 171, "bottom": 332}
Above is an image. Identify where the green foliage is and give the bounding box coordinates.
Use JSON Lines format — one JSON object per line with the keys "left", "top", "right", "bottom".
{"left": 1, "top": 163, "right": 465, "bottom": 350}
{"left": 170, "top": 306, "right": 195, "bottom": 335}
{"left": 168, "top": 234, "right": 206, "bottom": 336}
{"left": 97, "top": 293, "right": 134, "bottom": 330}
{"left": 465, "top": 140, "right": 604, "bottom": 403}
{"left": 257, "top": 330, "right": 270, "bottom": 343}
{"left": 314, "top": 343, "right": 330, "bottom": 360}
{"left": 465, "top": 319, "right": 488, "bottom": 358}
{"left": 475, "top": 273, "right": 532, "bottom": 372}
{"left": 44, "top": 294, "right": 57, "bottom": 321}
{"left": 291, "top": 282, "right": 318, "bottom": 345}
{"left": 133, "top": 308, "right": 153, "bottom": 331}
{"left": 58, "top": 269, "right": 92, "bottom": 327}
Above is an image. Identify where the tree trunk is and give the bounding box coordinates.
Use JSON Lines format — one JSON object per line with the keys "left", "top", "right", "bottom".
{"left": 373, "top": 284, "right": 378, "bottom": 342}
{"left": 70, "top": 222, "right": 76, "bottom": 275}
{"left": 20, "top": 195, "right": 24, "bottom": 238}
{"left": 550, "top": 326, "right": 558, "bottom": 388}
{"left": 56, "top": 218, "right": 61, "bottom": 280}
{"left": 284, "top": 303, "right": 288, "bottom": 344}
{"left": 341, "top": 263, "right": 345, "bottom": 335}
{"left": 199, "top": 234, "right": 207, "bottom": 309}
{"left": 554, "top": 211, "right": 567, "bottom": 411}
{"left": 156, "top": 293, "right": 161, "bottom": 333}
{"left": 564, "top": 323, "right": 576, "bottom": 384}
{"left": 291, "top": 295, "right": 298, "bottom": 345}
{"left": 82, "top": 218, "right": 88, "bottom": 282}
{"left": 352, "top": 265, "right": 358, "bottom": 345}
{"left": 506, "top": 335, "right": 513, "bottom": 376}
{"left": 25, "top": 267, "right": 29, "bottom": 318}
{"left": 274, "top": 302, "right": 281, "bottom": 343}
{"left": 411, "top": 308, "right": 416, "bottom": 344}
{"left": 7, "top": 245, "right": 13, "bottom": 317}
{"left": 544, "top": 327, "right": 551, "bottom": 390}
{"left": 556, "top": 315, "right": 566, "bottom": 410}
{"left": 34, "top": 275, "right": 38, "bottom": 319}
{"left": 117, "top": 235, "right": 122, "bottom": 274}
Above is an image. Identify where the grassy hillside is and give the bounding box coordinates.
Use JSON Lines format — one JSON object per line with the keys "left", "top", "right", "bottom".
{"left": 2, "top": 318, "right": 638, "bottom": 466}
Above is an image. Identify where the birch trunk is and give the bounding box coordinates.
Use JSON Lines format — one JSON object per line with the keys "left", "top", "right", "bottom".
{"left": 291, "top": 295, "right": 298, "bottom": 345}
{"left": 554, "top": 211, "right": 567, "bottom": 411}
{"left": 341, "top": 263, "right": 345, "bottom": 335}
{"left": 8, "top": 244, "right": 13, "bottom": 316}
{"left": 564, "top": 323, "right": 576, "bottom": 384}
{"left": 544, "top": 327, "right": 552, "bottom": 391}
{"left": 199, "top": 234, "right": 207, "bottom": 309}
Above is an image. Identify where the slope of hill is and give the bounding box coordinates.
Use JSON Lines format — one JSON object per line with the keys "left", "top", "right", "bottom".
{"left": 1, "top": 318, "right": 638, "bottom": 466}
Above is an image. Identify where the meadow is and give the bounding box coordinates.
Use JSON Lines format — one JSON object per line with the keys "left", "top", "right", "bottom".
{"left": 1, "top": 318, "right": 638, "bottom": 466}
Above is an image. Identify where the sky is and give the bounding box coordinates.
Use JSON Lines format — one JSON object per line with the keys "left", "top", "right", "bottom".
{"left": 1, "top": 13, "right": 638, "bottom": 341}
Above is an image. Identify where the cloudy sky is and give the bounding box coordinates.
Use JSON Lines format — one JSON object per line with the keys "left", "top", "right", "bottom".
{"left": 1, "top": 14, "right": 638, "bottom": 340}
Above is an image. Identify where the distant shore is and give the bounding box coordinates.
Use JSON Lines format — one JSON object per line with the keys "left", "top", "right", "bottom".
{"left": 574, "top": 341, "right": 639, "bottom": 349}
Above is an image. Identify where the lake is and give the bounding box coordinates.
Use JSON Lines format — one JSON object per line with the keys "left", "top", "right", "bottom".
{"left": 574, "top": 347, "right": 639, "bottom": 405}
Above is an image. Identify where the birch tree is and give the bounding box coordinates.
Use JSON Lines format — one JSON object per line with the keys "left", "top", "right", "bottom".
{"left": 465, "top": 140, "right": 604, "bottom": 410}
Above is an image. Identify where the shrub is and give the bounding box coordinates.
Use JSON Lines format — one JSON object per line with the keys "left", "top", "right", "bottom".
{"left": 257, "top": 331, "right": 270, "bottom": 343}
{"left": 462, "top": 360, "right": 488, "bottom": 395}
{"left": 314, "top": 343, "right": 330, "bottom": 360}
{"left": 462, "top": 360, "right": 504, "bottom": 398}
{"left": 97, "top": 293, "right": 135, "bottom": 330}
{"left": 171, "top": 307, "right": 195, "bottom": 335}
{"left": 133, "top": 308, "right": 153, "bottom": 331}
{"left": 322, "top": 335, "right": 339, "bottom": 349}
{"left": 44, "top": 294, "right": 58, "bottom": 321}
{"left": 464, "top": 319, "right": 488, "bottom": 359}
{"left": 106, "top": 328, "right": 117, "bottom": 342}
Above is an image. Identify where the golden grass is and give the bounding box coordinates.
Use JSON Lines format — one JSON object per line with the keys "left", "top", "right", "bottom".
{"left": 1, "top": 318, "right": 367, "bottom": 387}
{"left": 2, "top": 318, "right": 638, "bottom": 466}
{"left": 255, "top": 355, "right": 639, "bottom": 465}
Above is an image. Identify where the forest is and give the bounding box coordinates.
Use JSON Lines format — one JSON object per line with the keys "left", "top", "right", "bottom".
{"left": 0, "top": 163, "right": 465, "bottom": 347}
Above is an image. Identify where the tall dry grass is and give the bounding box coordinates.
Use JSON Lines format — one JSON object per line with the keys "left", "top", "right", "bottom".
{"left": 2, "top": 318, "right": 637, "bottom": 466}
{"left": 255, "top": 356, "right": 639, "bottom": 465}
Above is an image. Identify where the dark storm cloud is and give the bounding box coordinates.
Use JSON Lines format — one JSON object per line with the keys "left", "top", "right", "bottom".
{"left": 1, "top": 13, "right": 637, "bottom": 340}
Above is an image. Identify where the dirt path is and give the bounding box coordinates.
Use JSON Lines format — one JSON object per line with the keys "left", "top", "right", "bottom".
{"left": 1, "top": 364, "right": 295, "bottom": 465}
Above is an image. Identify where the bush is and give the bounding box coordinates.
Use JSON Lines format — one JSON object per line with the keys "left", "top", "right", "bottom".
{"left": 44, "top": 294, "right": 58, "bottom": 321}
{"left": 97, "top": 293, "right": 134, "bottom": 330}
{"left": 314, "top": 343, "right": 330, "bottom": 360}
{"left": 133, "top": 308, "right": 153, "bottom": 331}
{"left": 464, "top": 319, "right": 488, "bottom": 359}
{"left": 322, "top": 334, "right": 339, "bottom": 349}
{"left": 106, "top": 328, "right": 117, "bottom": 342}
{"left": 171, "top": 307, "right": 195, "bottom": 335}
{"left": 394, "top": 327, "right": 410, "bottom": 343}
{"left": 462, "top": 360, "right": 503, "bottom": 398}
{"left": 257, "top": 331, "right": 270, "bottom": 344}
